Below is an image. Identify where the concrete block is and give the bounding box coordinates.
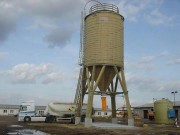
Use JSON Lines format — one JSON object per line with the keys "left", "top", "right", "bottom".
{"left": 112, "top": 118, "right": 117, "bottom": 124}
{"left": 85, "top": 117, "right": 92, "bottom": 127}
{"left": 128, "top": 118, "right": 134, "bottom": 126}
{"left": 75, "top": 117, "right": 81, "bottom": 125}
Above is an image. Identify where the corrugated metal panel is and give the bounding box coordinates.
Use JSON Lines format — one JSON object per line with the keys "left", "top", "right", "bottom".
{"left": 84, "top": 11, "right": 124, "bottom": 67}
{"left": 0, "top": 104, "right": 20, "bottom": 109}
{"left": 0, "top": 104, "right": 46, "bottom": 110}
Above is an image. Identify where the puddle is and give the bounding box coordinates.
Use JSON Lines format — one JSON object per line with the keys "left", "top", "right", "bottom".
{"left": 7, "top": 125, "right": 50, "bottom": 135}
{"left": 7, "top": 129, "right": 51, "bottom": 135}
{"left": 8, "top": 125, "right": 23, "bottom": 128}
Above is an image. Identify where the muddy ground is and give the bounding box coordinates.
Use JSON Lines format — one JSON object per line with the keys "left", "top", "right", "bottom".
{"left": 1, "top": 116, "right": 180, "bottom": 135}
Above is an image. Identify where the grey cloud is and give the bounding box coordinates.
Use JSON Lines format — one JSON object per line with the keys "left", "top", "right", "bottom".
{"left": 134, "top": 56, "right": 156, "bottom": 70}
{"left": 0, "top": 0, "right": 85, "bottom": 46}
{"left": 0, "top": 1, "right": 18, "bottom": 44}
{"left": 139, "top": 56, "right": 155, "bottom": 63}
{"left": 42, "top": 72, "right": 65, "bottom": 84}
{"left": 134, "top": 63, "right": 154, "bottom": 70}
{"left": 167, "top": 59, "right": 180, "bottom": 65}
{"left": 19, "top": 0, "right": 83, "bottom": 20}
{"left": 6, "top": 0, "right": 84, "bottom": 20}
{"left": 117, "top": 0, "right": 176, "bottom": 26}
{"left": 44, "top": 28, "right": 73, "bottom": 48}
{"left": 127, "top": 52, "right": 172, "bottom": 71}
{"left": 1, "top": 63, "right": 65, "bottom": 84}
{"left": 0, "top": 52, "right": 8, "bottom": 59}
{"left": 159, "top": 51, "right": 170, "bottom": 57}
{"left": 126, "top": 73, "right": 180, "bottom": 92}
{"left": 145, "top": 9, "right": 174, "bottom": 26}
{"left": 11, "top": 63, "right": 54, "bottom": 84}
{"left": 126, "top": 55, "right": 156, "bottom": 71}
{"left": 0, "top": 0, "right": 171, "bottom": 47}
{"left": 117, "top": 0, "right": 149, "bottom": 22}
{"left": 0, "top": 92, "right": 51, "bottom": 105}
{"left": 127, "top": 74, "right": 159, "bottom": 91}
{"left": 0, "top": 17, "right": 16, "bottom": 44}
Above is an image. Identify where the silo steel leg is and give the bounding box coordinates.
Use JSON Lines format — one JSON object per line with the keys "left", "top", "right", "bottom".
{"left": 109, "top": 80, "right": 117, "bottom": 123}
{"left": 85, "top": 66, "right": 95, "bottom": 127}
{"left": 120, "top": 69, "right": 134, "bottom": 126}
{"left": 114, "top": 76, "right": 118, "bottom": 92}
{"left": 111, "top": 94, "right": 117, "bottom": 123}
{"left": 114, "top": 66, "right": 134, "bottom": 126}
{"left": 85, "top": 65, "right": 106, "bottom": 127}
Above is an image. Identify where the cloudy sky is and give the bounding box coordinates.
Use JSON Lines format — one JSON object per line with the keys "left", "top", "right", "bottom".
{"left": 0, "top": 0, "right": 180, "bottom": 108}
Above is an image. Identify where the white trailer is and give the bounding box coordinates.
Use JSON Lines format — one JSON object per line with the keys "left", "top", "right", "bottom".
{"left": 18, "top": 101, "right": 87, "bottom": 123}
{"left": 45, "top": 102, "right": 87, "bottom": 123}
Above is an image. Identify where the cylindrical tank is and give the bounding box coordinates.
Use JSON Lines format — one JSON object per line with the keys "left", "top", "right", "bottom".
{"left": 154, "top": 98, "right": 174, "bottom": 124}
{"left": 83, "top": 4, "right": 124, "bottom": 67}
{"left": 45, "top": 102, "right": 87, "bottom": 116}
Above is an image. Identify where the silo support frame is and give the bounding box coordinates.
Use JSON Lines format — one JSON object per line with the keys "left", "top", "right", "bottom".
{"left": 114, "top": 66, "right": 134, "bottom": 126}
{"left": 111, "top": 94, "right": 116, "bottom": 118}
{"left": 85, "top": 66, "right": 95, "bottom": 127}
{"left": 85, "top": 65, "right": 106, "bottom": 127}
{"left": 86, "top": 66, "right": 96, "bottom": 118}
{"left": 108, "top": 77, "right": 118, "bottom": 121}
{"left": 86, "top": 65, "right": 106, "bottom": 117}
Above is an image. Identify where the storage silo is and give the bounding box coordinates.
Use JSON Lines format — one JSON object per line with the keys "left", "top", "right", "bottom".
{"left": 84, "top": 7, "right": 124, "bottom": 67}
{"left": 154, "top": 98, "right": 174, "bottom": 124}
{"left": 83, "top": 4, "right": 124, "bottom": 91}
{"left": 74, "top": 3, "right": 133, "bottom": 127}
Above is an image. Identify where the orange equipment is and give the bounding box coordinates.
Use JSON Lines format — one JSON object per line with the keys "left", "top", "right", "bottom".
{"left": 101, "top": 97, "right": 107, "bottom": 111}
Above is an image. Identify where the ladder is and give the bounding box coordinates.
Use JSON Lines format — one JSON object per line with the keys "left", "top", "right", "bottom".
{"left": 74, "top": 68, "right": 84, "bottom": 106}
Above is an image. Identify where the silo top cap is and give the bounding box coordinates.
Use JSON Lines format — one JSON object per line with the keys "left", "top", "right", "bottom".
{"left": 89, "top": 3, "right": 119, "bottom": 14}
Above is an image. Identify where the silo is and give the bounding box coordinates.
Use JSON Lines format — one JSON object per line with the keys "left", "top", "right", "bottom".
{"left": 74, "top": 3, "right": 133, "bottom": 127}
{"left": 83, "top": 5, "right": 124, "bottom": 91}
{"left": 84, "top": 8, "right": 124, "bottom": 67}
{"left": 154, "top": 98, "right": 174, "bottom": 124}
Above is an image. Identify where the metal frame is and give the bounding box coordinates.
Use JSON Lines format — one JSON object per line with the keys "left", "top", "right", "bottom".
{"left": 89, "top": 3, "right": 119, "bottom": 14}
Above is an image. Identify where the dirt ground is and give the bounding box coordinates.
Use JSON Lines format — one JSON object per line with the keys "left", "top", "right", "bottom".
{"left": 1, "top": 116, "right": 180, "bottom": 135}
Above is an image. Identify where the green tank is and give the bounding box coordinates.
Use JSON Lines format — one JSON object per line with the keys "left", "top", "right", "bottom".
{"left": 154, "top": 98, "right": 174, "bottom": 124}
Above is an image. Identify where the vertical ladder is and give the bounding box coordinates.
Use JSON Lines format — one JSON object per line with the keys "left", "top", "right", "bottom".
{"left": 74, "top": 68, "right": 84, "bottom": 107}
{"left": 78, "top": 11, "right": 84, "bottom": 66}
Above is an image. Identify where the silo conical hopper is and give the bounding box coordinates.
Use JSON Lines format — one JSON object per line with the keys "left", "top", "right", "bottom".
{"left": 89, "top": 66, "right": 116, "bottom": 91}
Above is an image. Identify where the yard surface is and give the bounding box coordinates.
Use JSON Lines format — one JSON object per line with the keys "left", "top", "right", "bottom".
{"left": 1, "top": 116, "right": 180, "bottom": 135}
